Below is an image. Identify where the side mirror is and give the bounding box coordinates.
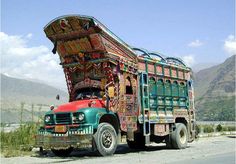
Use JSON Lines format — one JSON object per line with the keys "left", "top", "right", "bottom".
{"left": 108, "top": 86, "right": 115, "bottom": 98}
{"left": 56, "top": 94, "right": 60, "bottom": 100}
{"left": 50, "top": 105, "right": 54, "bottom": 110}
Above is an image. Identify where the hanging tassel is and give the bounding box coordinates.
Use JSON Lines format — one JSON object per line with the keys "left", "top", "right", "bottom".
{"left": 52, "top": 41, "right": 57, "bottom": 54}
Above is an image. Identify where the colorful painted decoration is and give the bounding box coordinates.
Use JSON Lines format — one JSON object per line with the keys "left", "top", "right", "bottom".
{"left": 78, "top": 52, "right": 84, "bottom": 58}
{"left": 91, "top": 53, "right": 101, "bottom": 59}
{"left": 90, "top": 34, "right": 105, "bottom": 51}
{"left": 74, "top": 78, "right": 101, "bottom": 90}
{"left": 82, "top": 22, "right": 90, "bottom": 30}
{"left": 69, "top": 17, "right": 82, "bottom": 30}
{"left": 108, "top": 86, "right": 115, "bottom": 98}
{"left": 43, "top": 15, "right": 194, "bottom": 134}
{"left": 59, "top": 18, "right": 72, "bottom": 31}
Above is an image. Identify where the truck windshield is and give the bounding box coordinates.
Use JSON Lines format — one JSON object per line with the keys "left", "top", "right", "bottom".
{"left": 75, "top": 87, "right": 102, "bottom": 100}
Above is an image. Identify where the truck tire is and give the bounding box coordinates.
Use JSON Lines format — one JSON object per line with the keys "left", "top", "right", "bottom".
{"left": 165, "top": 135, "right": 173, "bottom": 149}
{"left": 171, "top": 123, "right": 188, "bottom": 149}
{"left": 51, "top": 147, "right": 73, "bottom": 157}
{"left": 94, "top": 123, "right": 118, "bottom": 156}
{"left": 127, "top": 133, "right": 146, "bottom": 149}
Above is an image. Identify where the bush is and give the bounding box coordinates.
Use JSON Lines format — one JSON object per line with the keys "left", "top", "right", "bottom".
{"left": 216, "top": 124, "right": 222, "bottom": 132}
{"left": 196, "top": 124, "right": 236, "bottom": 134}
{"left": 0, "top": 124, "right": 39, "bottom": 157}
{"left": 203, "top": 125, "right": 214, "bottom": 133}
{"left": 227, "top": 126, "right": 236, "bottom": 131}
{"left": 195, "top": 124, "right": 201, "bottom": 134}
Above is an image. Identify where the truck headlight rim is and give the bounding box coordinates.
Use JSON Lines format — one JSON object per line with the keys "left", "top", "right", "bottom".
{"left": 45, "top": 115, "right": 51, "bottom": 123}
{"left": 78, "top": 113, "right": 85, "bottom": 121}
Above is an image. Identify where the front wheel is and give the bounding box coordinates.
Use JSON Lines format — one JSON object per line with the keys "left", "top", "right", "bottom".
{"left": 94, "top": 123, "right": 118, "bottom": 156}
{"left": 51, "top": 147, "right": 73, "bottom": 157}
{"left": 170, "top": 123, "right": 188, "bottom": 149}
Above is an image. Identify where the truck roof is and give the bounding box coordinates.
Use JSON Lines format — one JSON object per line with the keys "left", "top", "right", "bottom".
{"left": 44, "top": 14, "right": 137, "bottom": 60}
{"left": 44, "top": 15, "right": 191, "bottom": 71}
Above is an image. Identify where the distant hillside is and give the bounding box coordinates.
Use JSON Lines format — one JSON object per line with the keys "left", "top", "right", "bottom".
{"left": 1, "top": 74, "right": 68, "bottom": 105}
{"left": 0, "top": 74, "right": 69, "bottom": 123}
{"left": 192, "top": 62, "right": 218, "bottom": 73}
{"left": 194, "top": 55, "right": 236, "bottom": 121}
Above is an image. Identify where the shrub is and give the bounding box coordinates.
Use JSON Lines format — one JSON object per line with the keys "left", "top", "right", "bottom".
{"left": 203, "top": 125, "right": 214, "bottom": 133}
{"left": 216, "top": 124, "right": 222, "bottom": 132}
{"left": 0, "top": 123, "right": 39, "bottom": 157}
{"left": 227, "top": 126, "right": 236, "bottom": 131}
{"left": 195, "top": 124, "right": 201, "bottom": 134}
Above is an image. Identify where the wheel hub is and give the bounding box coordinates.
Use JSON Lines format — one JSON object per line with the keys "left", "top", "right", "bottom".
{"left": 179, "top": 129, "right": 186, "bottom": 144}
{"left": 102, "top": 130, "right": 113, "bottom": 148}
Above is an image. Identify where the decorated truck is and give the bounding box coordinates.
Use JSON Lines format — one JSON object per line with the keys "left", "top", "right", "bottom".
{"left": 36, "top": 15, "right": 196, "bottom": 156}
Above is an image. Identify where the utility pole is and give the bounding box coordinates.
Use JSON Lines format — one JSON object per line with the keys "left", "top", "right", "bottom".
{"left": 31, "top": 104, "right": 34, "bottom": 123}
{"left": 20, "top": 102, "right": 25, "bottom": 124}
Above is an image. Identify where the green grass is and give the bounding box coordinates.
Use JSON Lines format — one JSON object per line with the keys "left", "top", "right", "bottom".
{"left": 0, "top": 124, "right": 39, "bottom": 157}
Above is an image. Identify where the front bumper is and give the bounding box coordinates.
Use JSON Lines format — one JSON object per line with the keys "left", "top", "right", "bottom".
{"left": 35, "top": 125, "right": 94, "bottom": 149}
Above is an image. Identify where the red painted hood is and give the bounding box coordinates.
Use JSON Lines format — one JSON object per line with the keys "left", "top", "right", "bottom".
{"left": 53, "top": 99, "right": 105, "bottom": 113}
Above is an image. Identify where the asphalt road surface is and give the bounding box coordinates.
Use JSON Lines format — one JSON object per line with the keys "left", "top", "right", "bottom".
{"left": 1, "top": 135, "right": 235, "bottom": 164}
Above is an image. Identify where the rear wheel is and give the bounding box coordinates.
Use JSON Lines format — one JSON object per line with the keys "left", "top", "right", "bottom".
{"left": 94, "top": 123, "right": 118, "bottom": 156}
{"left": 51, "top": 147, "right": 73, "bottom": 157}
{"left": 170, "top": 123, "right": 188, "bottom": 149}
{"left": 165, "top": 135, "right": 173, "bottom": 149}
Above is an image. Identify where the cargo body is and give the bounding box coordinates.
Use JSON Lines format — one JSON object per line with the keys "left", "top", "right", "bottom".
{"left": 36, "top": 15, "right": 196, "bottom": 156}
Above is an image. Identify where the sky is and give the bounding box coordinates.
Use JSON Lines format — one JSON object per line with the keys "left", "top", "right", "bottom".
{"left": 1, "top": 0, "right": 235, "bottom": 90}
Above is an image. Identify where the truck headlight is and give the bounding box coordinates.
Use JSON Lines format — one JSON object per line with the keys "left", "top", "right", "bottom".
{"left": 72, "top": 112, "right": 85, "bottom": 123}
{"left": 78, "top": 113, "right": 85, "bottom": 121}
{"left": 45, "top": 115, "right": 51, "bottom": 123}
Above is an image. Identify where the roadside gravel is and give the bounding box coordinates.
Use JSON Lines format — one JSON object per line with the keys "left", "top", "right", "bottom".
{"left": 1, "top": 135, "right": 235, "bottom": 164}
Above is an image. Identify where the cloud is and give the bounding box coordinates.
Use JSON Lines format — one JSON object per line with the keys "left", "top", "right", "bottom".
{"left": 26, "top": 33, "right": 33, "bottom": 39}
{"left": 182, "top": 55, "right": 195, "bottom": 67}
{"left": 188, "top": 39, "right": 203, "bottom": 47}
{"left": 223, "top": 35, "right": 236, "bottom": 56}
{"left": 0, "top": 32, "right": 66, "bottom": 90}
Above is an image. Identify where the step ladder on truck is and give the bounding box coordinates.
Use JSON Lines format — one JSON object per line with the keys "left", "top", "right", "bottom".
{"left": 140, "top": 72, "right": 151, "bottom": 145}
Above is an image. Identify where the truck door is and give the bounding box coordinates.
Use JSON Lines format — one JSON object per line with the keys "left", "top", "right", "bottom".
{"left": 119, "top": 73, "right": 138, "bottom": 133}
{"left": 125, "top": 76, "right": 135, "bottom": 115}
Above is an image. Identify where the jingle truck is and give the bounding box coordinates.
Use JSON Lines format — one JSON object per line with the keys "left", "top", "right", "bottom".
{"left": 36, "top": 15, "right": 196, "bottom": 156}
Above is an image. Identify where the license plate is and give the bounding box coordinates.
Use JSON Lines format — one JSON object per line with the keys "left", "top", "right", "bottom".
{"left": 55, "top": 125, "right": 67, "bottom": 133}
{"left": 155, "top": 124, "right": 165, "bottom": 133}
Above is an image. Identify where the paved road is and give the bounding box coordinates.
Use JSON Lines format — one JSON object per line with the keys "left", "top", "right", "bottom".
{"left": 1, "top": 136, "right": 235, "bottom": 164}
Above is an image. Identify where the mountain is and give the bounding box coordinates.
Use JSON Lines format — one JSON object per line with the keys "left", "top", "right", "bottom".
{"left": 0, "top": 74, "right": 69, "bottom": 123}
{"left": 194, "top": 55, "right": 236, "bottom": 121}
{"left": 1, "top": 74, "right": 68, "bottom": 105}
{"left": 192, "top": 62, "right": 218, "bottom": 73}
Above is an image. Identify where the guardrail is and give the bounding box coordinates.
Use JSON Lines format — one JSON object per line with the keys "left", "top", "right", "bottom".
{"left": 196, "top": 121, "right": 235, "bottom": 126}
{"left": 196, "top": 121, "right": 236, "bottom": 138}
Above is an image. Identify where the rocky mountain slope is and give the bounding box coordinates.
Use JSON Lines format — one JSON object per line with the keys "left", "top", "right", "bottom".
{"left": 0, "top": 74, "right": 68, "bottom": 123}
{"left": 194, "top": 55, "right": 235, "bottom": 121}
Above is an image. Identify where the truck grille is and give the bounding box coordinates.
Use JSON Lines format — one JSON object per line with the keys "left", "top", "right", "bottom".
{"left": 56, "top": 113, "right": 71, "bottom": 124}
